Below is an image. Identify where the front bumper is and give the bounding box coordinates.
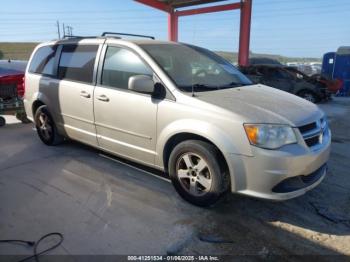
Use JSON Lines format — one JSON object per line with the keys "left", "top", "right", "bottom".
{"left": 228, "top": 129, "right": 331, "bottom": 201}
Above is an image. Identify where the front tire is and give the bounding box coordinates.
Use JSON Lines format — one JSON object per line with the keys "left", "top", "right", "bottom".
{"left": 168, "top": 140, "right": 229, "bottom": 207}
{"left": 298, "top": 90, "right": 318, "bottom": 103}
{"left": 34, "top": 105, "right": 63, "bottom": 146}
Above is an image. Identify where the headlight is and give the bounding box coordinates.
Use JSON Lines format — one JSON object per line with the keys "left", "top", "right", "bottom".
{"left": 244, "top": 124, "right": 297, "bottom": 149}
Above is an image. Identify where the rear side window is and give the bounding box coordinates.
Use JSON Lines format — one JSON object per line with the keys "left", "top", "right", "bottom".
{"left": 101, "top": 46, "right": 152, "bottom": 90}
{"left": 29, "top": 45, "right": 57, "bottom": 76}
{"left": 58, "top": 45, "right": 98, "bottom": 83}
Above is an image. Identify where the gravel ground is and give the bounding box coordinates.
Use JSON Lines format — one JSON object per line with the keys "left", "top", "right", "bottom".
{"left": 0, "top": 97, "right": 349, "bottom": 259}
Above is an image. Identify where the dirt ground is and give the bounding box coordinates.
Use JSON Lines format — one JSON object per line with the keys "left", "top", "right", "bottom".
{"left": 0, "top": 98, "right": 349, "bottom": 259}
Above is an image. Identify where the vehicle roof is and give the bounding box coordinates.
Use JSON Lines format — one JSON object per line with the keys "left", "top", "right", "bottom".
{"left": 42, "top": 37, "right": 181, "bottom": 47}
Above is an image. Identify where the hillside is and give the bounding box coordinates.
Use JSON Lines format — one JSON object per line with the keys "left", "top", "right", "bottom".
{"left": 0, "top": 42, "right": 38, "bottom": 60}
{"left": 0, "top": 42, "right": 321, "bottom": 63}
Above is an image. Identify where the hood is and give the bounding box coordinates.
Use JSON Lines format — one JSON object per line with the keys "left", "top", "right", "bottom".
{"left": 195, "top": 84, "right": 323, "bottom": 126}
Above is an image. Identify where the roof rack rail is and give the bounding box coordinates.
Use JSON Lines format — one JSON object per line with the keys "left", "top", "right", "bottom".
{"left": 62, "top": 35, "right": 98, "bottom": 39}
{"left": 101, "top": 32, "right": 155, "bottom": 40}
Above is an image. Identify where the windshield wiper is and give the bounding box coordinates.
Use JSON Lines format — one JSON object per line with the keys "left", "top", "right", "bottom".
{"left": 216, "top": 81, "right": 248, "bottom": 89}
{"left": 180, "top": 83, "right": 219, "bottom": 96}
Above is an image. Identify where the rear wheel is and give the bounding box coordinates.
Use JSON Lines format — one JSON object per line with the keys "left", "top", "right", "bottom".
{"left": 34, "top": 105, "right": 63, "bottom": 146}
{"left": 168, "top": 140, "right": 229, "bottom": 207}
{"left": 0, "top": 116, "right": 5, "bottom": 127}
{"left": 298, "top": 90, "right": 318, "bottom": 103}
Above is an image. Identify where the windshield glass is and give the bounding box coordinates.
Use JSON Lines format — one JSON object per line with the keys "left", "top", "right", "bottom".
{"left": 140, "top": 43, "right": 252, "bottom": 92}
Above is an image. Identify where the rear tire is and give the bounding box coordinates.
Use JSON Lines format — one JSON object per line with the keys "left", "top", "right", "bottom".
{"left": 0, "top": 116, "right": 5, "bottom": 127}
{"left": 168, "top": 140, "right": 229, "bottom": 207}
{"left": 34, "top": 105, "right": 63, "bottom": 146}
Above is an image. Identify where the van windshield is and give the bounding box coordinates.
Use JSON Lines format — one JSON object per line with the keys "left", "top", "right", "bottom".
{"left": 140, "top": 43, "right": 252, "bottom": 92}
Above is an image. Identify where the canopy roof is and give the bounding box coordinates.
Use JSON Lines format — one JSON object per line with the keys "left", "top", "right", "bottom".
{"left": 158, "top": 0, "right": 227, "bottom": 8}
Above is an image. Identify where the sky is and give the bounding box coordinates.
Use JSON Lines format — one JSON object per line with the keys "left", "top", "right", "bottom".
{"left": 0, "top": 0, "right": 349, "bottom": 58}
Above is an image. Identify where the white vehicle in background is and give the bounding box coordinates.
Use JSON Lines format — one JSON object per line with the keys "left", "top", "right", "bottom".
{"left": 286, "top": 62, "right": 299, "bottom": 68}
{"left": 310, "top": 62, "right": 322, "bottom": 75}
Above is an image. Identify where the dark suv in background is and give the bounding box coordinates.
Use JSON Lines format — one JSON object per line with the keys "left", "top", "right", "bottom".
{"left": 239, "top": 59, "right": 331, "bottom": 103}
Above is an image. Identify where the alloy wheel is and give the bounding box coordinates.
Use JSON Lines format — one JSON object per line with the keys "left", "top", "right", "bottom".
{"left": 176, "top": 153, "right": 212, "bottom": 196}
{"left": 37, "top": 112, "right": 53, "bottom": 141}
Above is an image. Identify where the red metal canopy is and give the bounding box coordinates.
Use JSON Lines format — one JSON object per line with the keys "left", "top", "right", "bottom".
{"left": 135, "top": 0, "right": 252, "bottom": 66}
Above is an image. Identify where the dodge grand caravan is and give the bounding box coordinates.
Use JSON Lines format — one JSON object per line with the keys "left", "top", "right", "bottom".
{"left": 24, "top": 33, "right": 331, "bottom": 206}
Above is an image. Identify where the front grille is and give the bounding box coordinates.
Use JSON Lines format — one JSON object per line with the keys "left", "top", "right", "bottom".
{"left": 299, "top": 122, "right": 317, "bottom": 133}
{"left": 305, "top": 136, "right": 319, "bottom": 147}
{"left": 298, "top": 118, "right": 328, "bottom": 149}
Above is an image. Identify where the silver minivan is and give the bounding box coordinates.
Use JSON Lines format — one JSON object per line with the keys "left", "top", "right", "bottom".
{"left": 24, "top": 34, "right": 331, "bottom": 206}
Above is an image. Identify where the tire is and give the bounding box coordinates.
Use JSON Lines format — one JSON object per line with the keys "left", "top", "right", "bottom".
{"left": 34, "top": 105, "right": 63, "bottom": 146}
{"left": 0, "top": 116, "right": 5, "bottom": 127}
{"left": 16, "top": 112, "right": 31, "bottom": 124}
{"left": 168, "top": 140, "right": 229, "bottom": 207}
{"left": 298, "top": 90, "right": 318, "bottom": 103}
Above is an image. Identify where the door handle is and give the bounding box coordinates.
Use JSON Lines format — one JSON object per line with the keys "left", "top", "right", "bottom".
{"left": 97, "top": 95, "right": 109, "bottom": 102}
{"left": 80, "top": 91, "right": 91, "bottom": 98}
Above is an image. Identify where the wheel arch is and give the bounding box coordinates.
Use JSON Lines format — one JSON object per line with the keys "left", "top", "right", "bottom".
{"left": 296, "top": 88, "right": 320, "bottom": 102}
{"left": 156, "top": 119, "right": 250, "bottom": 192}
{"left": 162, "top": 133, "right": 229, "bottom": 177}
{"left": 32, "top": 100, "right": 46, "bottom": 116}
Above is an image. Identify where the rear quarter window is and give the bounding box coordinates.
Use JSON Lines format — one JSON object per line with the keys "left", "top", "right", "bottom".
{"left": 29, "top": 45, "right": 57, "bottom": 76}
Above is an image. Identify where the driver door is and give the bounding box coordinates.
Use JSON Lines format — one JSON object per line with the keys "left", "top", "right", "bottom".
{"left": 94, "top": 45, "right": 158, "bottom": 165}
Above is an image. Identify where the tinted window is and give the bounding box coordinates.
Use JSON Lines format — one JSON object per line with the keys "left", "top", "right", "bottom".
{"left": 29, "top": 46, "right": 57, "bottom": 76}
{"left": 102, "top": 46, "right": 152, "bottom": 89}
{"left": 58, "top": 45, "right": 98, "bottom": 83}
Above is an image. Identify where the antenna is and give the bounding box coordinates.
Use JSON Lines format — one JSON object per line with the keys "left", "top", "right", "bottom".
{"left": 56, "top": 21, "right": 61, "bottom": 39}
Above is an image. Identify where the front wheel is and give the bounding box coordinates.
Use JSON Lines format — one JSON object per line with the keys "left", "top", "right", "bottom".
{"left": 298, "top": 90, "right": 318, "bottom": 103}
{"left": 34, "top": 105, "right": 63, "bottom": 146}
{"left": 168, "top": 140, "right": 229, "bottom": 207}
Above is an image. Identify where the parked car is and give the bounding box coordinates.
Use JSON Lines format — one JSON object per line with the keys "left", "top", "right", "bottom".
{"left": 0, "top": 60, "right": 30, "bottom": 126}
{"left": 24, "top": 34, "right": 331, "bottom": 206}
{"left": 239, "top": 64, "right": 331, "bottom": 103}
{"left": 310, "top": 74, "right": 343, "bottom": 94}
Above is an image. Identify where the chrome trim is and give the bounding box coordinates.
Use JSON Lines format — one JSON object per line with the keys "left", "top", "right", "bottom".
{"left": 299, "top": 117, "right": 329, "bottom": 151}
{"left": 302, "top": 128, "right": 322, "bottom": 139}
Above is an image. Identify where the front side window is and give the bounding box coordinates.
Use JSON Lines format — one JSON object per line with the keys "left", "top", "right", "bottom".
{"left": 140, "top": 43, "right": 252, "bottom": 92}
{"left": 29, "top": 45, "right": 57, "bottom": 76}
{"left": 101, "top": 46, "right": 152, "bottom": 90}
{"left": 58, "top": 45, "right": 98, "bottom": 83}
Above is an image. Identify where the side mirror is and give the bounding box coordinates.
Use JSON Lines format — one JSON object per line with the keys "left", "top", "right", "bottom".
{"left": 128, "top": 75, "right": 155, "bottom": 94}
